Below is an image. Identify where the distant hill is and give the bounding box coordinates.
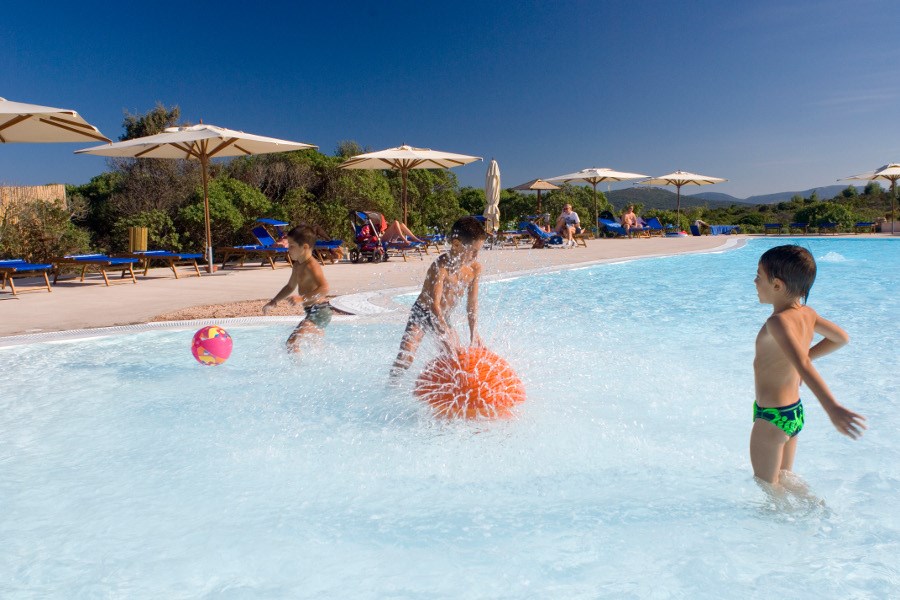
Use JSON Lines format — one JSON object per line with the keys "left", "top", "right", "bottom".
{"left": 608, "top": 184, "right": 868, "bottom": 209}
{"left": 744, "top": 185, "right": 863, "bottom": 204}
{"left": 607, "top": 188, "right": 741, "bottom": 210}
{"left": 690, "top": 191, "right": 747, "bottom": 204}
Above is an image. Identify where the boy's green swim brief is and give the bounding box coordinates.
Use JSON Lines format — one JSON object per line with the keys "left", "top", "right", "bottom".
{"left": 753, "top": 399, "right": 804, "bottom": 437}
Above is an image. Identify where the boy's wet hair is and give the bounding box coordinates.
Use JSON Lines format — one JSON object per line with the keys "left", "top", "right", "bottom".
{"left": 287, "top": 225, "right": 317, "bottom": 248}
{"left": 759, "top": 245, "right": 817, "bottom": 302}
{"left": 450, "top": 216, "right": 488, "bottom": 244}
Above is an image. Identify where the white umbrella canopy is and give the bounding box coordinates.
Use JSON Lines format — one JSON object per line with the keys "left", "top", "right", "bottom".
{"left": 640, "top": 170, "right": 727, "bottom": 226}
{"left": 483, "top": 159, "right": 501, "bottom": 232}
{"left": 76, "top": 124, "right": 316, "bottom": 272}
{"left": 340, "top": 145, "right": 482, "bottom": 224}
{"left": 841, "top": 163, "right": 900, "bottom": 233}
{"left": 546, "top": 167, "right": 648, "bottom": 227}
{"left": 0, "top": 96, "right": 110, "bottom": 143}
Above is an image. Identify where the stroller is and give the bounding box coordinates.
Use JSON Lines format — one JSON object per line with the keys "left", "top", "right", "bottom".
{"left": 349, "top": 211, "right": 388, "bottom": 263}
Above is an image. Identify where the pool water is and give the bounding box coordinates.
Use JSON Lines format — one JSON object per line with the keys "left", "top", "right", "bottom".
{"left": 1, "top": 239, "right": 898, "bottom": 598}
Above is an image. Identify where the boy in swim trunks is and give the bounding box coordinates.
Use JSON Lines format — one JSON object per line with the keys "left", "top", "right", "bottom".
{"left": 390, "top": 216, "right": 487, "bottom": 375}
{"left": 263, "top": 225, "right": 331, "bottom": 353}
{"left": 751, "top": 245, "right": 865, "bottom": 484}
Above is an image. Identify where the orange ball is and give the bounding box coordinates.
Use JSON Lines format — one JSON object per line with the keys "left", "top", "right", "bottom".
{"left": 414, "top": 346, "right": 526, "bottom": 419}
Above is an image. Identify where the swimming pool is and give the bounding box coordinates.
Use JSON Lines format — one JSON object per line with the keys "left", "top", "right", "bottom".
{"left": 1, "top": 239, "right": 898, "bottom": 597}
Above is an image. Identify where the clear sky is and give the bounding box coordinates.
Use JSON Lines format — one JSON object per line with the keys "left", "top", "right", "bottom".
{"left": 3, "top": 0, "right": 900, "bottom": 199}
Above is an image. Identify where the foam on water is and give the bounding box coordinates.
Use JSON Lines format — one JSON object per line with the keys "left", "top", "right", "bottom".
{"left": 1, "top": 238, "right": 898, "bottom": 597}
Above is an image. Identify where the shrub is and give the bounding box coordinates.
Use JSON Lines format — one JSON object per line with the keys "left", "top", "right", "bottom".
{"left": 794, "top": 201, "right": 858, "bottom": 227}
{"left": 0, "top": 199, "right": 91, "bottom": 262}
{"left": 113, "top": 209, "right": 182, "bottom": 252}
{"left": 177, "top": 177, "right": 271, "bottom": 248}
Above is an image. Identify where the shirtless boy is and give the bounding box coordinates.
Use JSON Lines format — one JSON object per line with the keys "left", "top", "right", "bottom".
{"left": 391, "top": 216, "right": 487, "bottom": 374}
{"left": 263, "top": 225, "right": 331, "bottom": 353}
{"left": 751, "top": 245, "right": 865, "bottom": 485}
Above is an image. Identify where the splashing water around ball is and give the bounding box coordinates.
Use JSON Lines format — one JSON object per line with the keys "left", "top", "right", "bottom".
{"left": 414, "top": 346, "right": 526, "bottom": 418}
{"left": 191, "top": 326, "right": 233, "bottom": 366}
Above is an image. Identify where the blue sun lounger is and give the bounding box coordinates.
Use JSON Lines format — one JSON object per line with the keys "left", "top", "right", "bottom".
{"left": 0, "top": 259, "right": 53, "bottom": 295}
{"left": 115, "top": 250, "right": 203, "bottom": 278}
{"left": 523, "top": 222, "right": 564, "bottom": 246}
{"left": 219, "top": 225, "right": 292, "bottom": 269}
{"left": 644, "top": 217, "right": 665, "bottom": 237}
{"left": 764, "top": 223, "right": 784, "bottom": 234}
{"left": 598, "top": 218, "right": 628, "bottom": 237}
{"left": 52, "top": 254, "right": 138, "bottom": 286}
{"left": 854, "top": 221, "right": 876, "bottom": 233}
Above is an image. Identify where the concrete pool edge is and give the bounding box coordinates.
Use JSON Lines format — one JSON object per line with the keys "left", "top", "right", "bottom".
{"left": 0, "top": 237, "right": 744, "bottom": 347}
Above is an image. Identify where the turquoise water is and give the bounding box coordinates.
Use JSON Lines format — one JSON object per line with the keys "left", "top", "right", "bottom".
{"left": 1, "top": 239, "right": 898, "bottom": 598}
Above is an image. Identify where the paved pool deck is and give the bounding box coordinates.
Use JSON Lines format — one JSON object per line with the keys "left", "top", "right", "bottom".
{"left": 0, "top": 234, "right": 797, "bottom": 337}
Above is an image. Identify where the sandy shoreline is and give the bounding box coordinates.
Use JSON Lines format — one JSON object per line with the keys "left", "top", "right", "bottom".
{"left": 2, "top": 235, "right": 743, "bottom": 337}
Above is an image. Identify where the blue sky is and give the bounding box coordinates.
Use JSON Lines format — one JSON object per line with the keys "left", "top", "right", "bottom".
{"left": 3, "top": 0, "right": 900, "bottom": 198}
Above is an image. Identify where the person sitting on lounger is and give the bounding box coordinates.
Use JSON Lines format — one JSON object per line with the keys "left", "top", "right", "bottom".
{"left": 622, "top": 205, "right": 640, "bottom": 237}
{"left": 554, "top": 204, "right": 580, "bottom": 248}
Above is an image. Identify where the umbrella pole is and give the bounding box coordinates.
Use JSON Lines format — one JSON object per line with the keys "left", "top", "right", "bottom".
{"left": 537, "top": 190, "right": 542, "bottom": 213}
{"left": 676, "top": 185, "right": 682, "bottom": 231}
{"left": 592, "top": 182, "right": 598, "bottom": 233}
{"left": 401, "top": 169, "right": 408, "bottom": 225}
{"left": 201, "top": 155, "right": 213, "bottom": 273}
{"left": 887, "top": 178, "right": 896, "bottom": 233}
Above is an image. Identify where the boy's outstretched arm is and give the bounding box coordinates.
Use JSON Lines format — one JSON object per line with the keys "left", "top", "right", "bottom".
{"left": 263, "top": 268, "right": 299, "bottom": 314}
{"left": 767, "top": 314, "right": 866, "bottom": 439}
{"left": 466, "top": 264, "right": 482, "bottom": 345}
{"left": 809, "top": 311, "right": 850, "bottom": 361}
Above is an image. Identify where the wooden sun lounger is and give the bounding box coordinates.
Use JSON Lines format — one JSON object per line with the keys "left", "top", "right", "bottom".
{"left": 115, "top": 251, "right": 203, "bottom": 279}
{"left": 764, "top": 223, "right": 784, "bottom": 234}
{"left": 0, "top": 260, "right": 53, "bottom": 296}
{"left": 52, "top": 254, "right": 138, "bottom": 286}
{"left": 218, "top": 245, "right": 292, "bottom": 270}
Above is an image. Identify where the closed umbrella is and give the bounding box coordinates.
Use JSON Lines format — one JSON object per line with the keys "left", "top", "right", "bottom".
{"left": 639, "top": 170, "right": 726, "bottom": 227}
{"left": 546, "top": 167, "right": 648, "bottom": 230}
{"left": 340, "top": 145, "right": 481, "bottom": 225}
{"left": 483, "top": 159, "right": 501, "bottom": 233}
{"left": 77, "top": 124, "right": 316, "bottom": 272}
{"left": 841, "top": 163, "right": 900, "bottom": 233}
{"left": 1, "top": 96, "right": 109, "bottom": 144}
{"left": 511, "top": 178, "right": 559, "bottom": 213}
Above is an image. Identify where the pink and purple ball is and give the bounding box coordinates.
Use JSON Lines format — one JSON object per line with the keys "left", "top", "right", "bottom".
{"left": 191, "top": 326, "right": 233, "bottom": 366}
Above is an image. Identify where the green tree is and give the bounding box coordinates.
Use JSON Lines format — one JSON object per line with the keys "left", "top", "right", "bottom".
{"left": 864, "top": 181, "right": 883, "bottom": 196}
{"left": 177, "top": 177, "right": 271, "bottom": 248}
{"left": 794, "top": 201, "right": 857, "bottom": 228}
{"left": 842, "top": 185, "right": 858, "bottom": 199}
{"left": 120, "top": 102, "right": 181, "bottom": 141}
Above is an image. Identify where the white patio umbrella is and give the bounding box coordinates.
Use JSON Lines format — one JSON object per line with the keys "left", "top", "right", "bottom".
{"left": 546, "top": 167, "right": 648, "bottom": 229}
{"left": 76, "top": 124, "right": 316, "bottom": 272}
{"left": 483, "top": 159, "right": 501, "bottom": 232}
{"left": 841, "top": 163, "right": 900, "bottom": 233}
{"left": 640, "top": 170, "right": 727, "bottom": 226}
{"left": 511, "top": 178, "right": 559, "bottom": 213}
{"left": 340, "top": 145, "right": 482, "bottom": 224}
{"left": 0, "top": 96, "right": 110, "bottom": 144}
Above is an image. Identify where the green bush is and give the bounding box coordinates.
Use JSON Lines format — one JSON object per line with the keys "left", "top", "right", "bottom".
{"left": 177, "top": 177, "right": 271, "bottom": 248}
{"left": 737, "top": 213, "right": 766, "bottom": 227}
{"left": 113, "top": 209, "right": 182, "bottom": 252}
{"left": 0, "top": 199, "right": 91, "bottom": 262}
{"left": 794, "top": 201, "right": 858, "bottom": 227}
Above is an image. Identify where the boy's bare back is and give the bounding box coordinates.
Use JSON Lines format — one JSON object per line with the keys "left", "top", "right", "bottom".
{"left": 754, "top": 305, "right": 818, "bottom": 407}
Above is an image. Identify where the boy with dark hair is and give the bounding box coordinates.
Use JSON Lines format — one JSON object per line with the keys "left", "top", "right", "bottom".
{"left": 391, "top": 216, "right": 487, "bottom": 375}
{"left": 263, "top": 225, "right": 331, "bottom": 353}
{"left": 751, "top": 244, "right": 865, "bottom": 485}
